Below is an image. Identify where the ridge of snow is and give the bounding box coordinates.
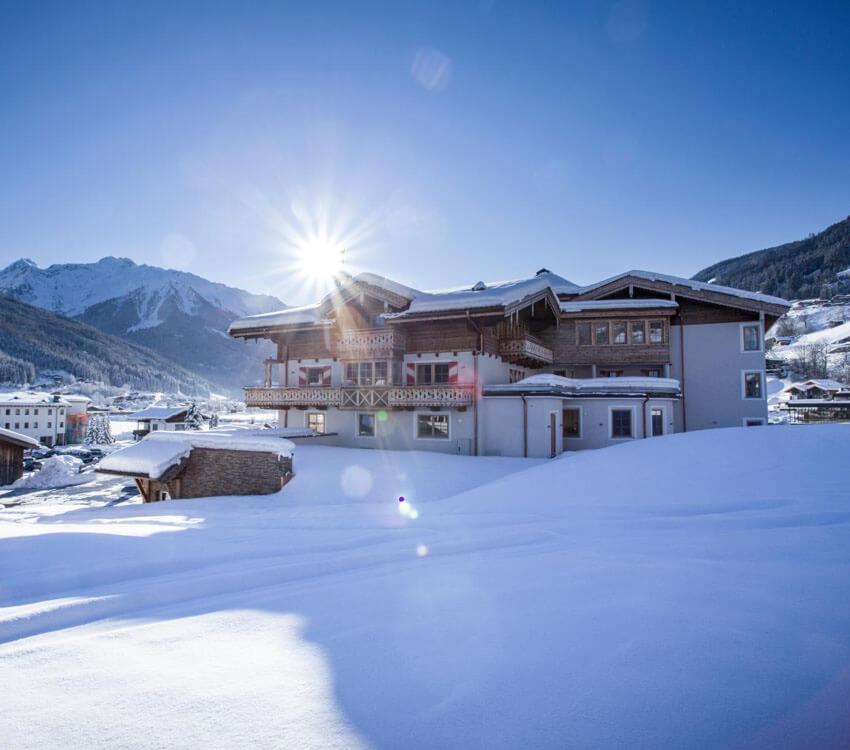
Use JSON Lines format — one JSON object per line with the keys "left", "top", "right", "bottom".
{"left": 560, "top": 299, "right": 679, "bottom": 312}
{"left": 486, "top": 374, "right": 681, "bottom": 394}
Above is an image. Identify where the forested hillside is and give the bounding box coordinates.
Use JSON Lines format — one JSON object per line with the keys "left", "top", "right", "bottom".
{"left": 693, "top": 216, "right": 850, "bottom": 300}
{"left": 0, "top": 294, "right": 211, "bottom": 394}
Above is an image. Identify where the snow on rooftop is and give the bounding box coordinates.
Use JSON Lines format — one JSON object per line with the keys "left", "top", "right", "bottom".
{"left": 227, "top": 303, "right": 323, "bottom": 333}
{"left": 0, "top": 426, "right": 41, "bottom": 449}
{"left": 352, "top": 271, "right": 421, "bottom": 300}
{"left": 486, "top": 374, "right": 681, "bottom": 395}
{"left": 99, "top": 431, "right": 295, "bottom": 479}
{"left": 560, "top": 298, "right": 679, "bottom": 313}
{"left": 577, "top": 270, "right": 790, "bottom": 307}
{"left": 130, "top": 406, "right": 189, "bottom": 421}
{"left": 0, "top": 391, "right": 71, "bottom": 406}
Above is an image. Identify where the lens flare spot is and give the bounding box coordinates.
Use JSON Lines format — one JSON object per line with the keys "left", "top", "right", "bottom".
{"left": 377, "top": 410, "right": 389, "bottom": 422}
{"left": 416, "top": 544, "right": 429, "bottom": 557}
{"left": 340, "top": 465, "right": 373, "bottom": 498}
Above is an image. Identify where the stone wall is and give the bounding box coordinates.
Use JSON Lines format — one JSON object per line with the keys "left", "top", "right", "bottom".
{"left": 146, "top": 448, "right": 293, "bottom": 501}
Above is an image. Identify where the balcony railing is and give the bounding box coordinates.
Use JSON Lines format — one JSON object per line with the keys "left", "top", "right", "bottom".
{"left": 499, "top": 335, "right": 554, "bottom": 366}
{"left": 335, "top": 328, "right": 406, "bottom": 359}
{"left": 244, "top": 385, "right": 476, "bottom": 410}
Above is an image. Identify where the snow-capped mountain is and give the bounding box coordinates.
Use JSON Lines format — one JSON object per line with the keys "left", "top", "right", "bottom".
{"left": 0, "top": 257, "right": 284, "bottom": 393}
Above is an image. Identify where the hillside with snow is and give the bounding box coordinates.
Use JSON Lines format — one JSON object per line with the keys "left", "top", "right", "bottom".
{"left": 0, "top": 257, "right": 284, "bottom": 392}
{"left": 2, "top": 426, "right": 850, "bottom": 748}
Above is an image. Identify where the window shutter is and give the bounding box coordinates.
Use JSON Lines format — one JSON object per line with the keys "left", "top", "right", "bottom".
{"left": 448, "top": 361, "right": 459, "bottom": 384}
{"left": 298, "top": 367, "right": 307, "bottom": 386}
{"left": 322, "top": 366, "right": 332, "bottom": 386}
{"left": 406, "top": 363, "right": 416, "bottom": 385}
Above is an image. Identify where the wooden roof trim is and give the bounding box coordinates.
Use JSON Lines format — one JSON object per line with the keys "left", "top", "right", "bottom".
{"left": 573, "top": 276, "right": 789, "bottom": 315}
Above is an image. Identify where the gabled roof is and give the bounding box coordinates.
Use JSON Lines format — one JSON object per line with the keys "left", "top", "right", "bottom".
{"left": 575, "top": 270, "right": 789, "bottom": 308}
{"left": 0, "top": 426, "right": 41, "bottom": 450}
{"left": 130, "top": 406, "right": 189, "bottom": 421}
{"left": 0, "top": 391, "right": 72, "bottom": 407}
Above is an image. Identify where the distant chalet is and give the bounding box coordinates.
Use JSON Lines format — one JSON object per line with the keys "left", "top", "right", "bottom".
{"left": 228, "top": 268, "right": 789, "bottom": 458}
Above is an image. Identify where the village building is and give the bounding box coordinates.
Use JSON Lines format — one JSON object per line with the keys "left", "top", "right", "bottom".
{"left": 98, "top": 431, "right": 294, "bottom": 501}
{"left": 783, "top": 379, "right": 849, "bottom": 401}
{"left": 129, "top": 406, "right": 191, "bottom": 440}
{"left": 0, "top": 392, "right": 70, "bottom": 447}
{"left": 780, "top": 379, "right": 850, "bottom": 424}
{"left": 228, "top": 269, "right": 789, "bottom": 458}
{"left": 62, "top": 395, "right": 91, "bottom": 444}
{"left": 0, "top": 427, "right": 41, "bottom": 485}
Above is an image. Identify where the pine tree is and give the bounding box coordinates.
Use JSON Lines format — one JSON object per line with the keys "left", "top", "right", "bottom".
{"left": 184, "top": 402, "right": 204, "bottom": 430}
{"left": 85, "top": 413, "right": 115, "bottom": 445}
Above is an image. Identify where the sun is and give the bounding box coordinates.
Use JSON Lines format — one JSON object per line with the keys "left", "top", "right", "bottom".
{"left": 297, "top": 239, "right": 345, "bottom": 285}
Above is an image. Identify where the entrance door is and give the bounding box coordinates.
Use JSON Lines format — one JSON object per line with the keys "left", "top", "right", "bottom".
{"left": 549, "top": 412, "right": 558, "bottom": 457}
{"left": 651, "top": 407, "right": 664, "bottom": 437}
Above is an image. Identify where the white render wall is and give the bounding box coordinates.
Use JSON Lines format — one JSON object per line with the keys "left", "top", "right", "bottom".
{"left": 0, "top": 402, "right": 68, "bottom": 446}
{"left": 669, "top": 321, "right": 767, "bottom": 430}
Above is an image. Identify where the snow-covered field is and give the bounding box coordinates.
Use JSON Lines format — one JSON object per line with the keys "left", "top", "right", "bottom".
{"left": 2, "top": 428, "right": 850, "bottom": 748}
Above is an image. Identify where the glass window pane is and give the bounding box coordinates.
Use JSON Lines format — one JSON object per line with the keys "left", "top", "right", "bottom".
{"left": 563, "top": 408, "right": 580, "bottom": 438}
{"left": 745, "top": 372, "right": 762, "bottom": 398}
{"left": 577, "top": 322, "right": 592, "bottom": 345}
{"left": 630, "top": 321, "right": 645, "bottom": 344}
{"left": 612, "top": 409, "right": 632, "bottom": 438}
{"left": 374, "top": 361, "right": 388, "bottom": 385}
{"left": 358, "top": 413, "right": 375, "bottom": 437}
{"left": 743, "top": 325, "right": 760, "bottom": 351}
{"left": 416, "top": 363, "right": 432, "bottom": 385}
{"left": 359, "top": 362, "right": 373, "bottom": 386}
{"left": 417, "top": 414, "right": 449, "bottom": 439}
{"left": 345, "top": 363, "right": 358, "bottom": 384}
{"left": 649, "top": 320, "right": 664, "bottom": 344}
{"left": 434, "top": 363, "right": 450, "bottom": 384}
{"left": 612, "top": 322, "right": 627, "bottom": 344}
{"left": 595, "top": 323, "right": 609, "bottom": 345}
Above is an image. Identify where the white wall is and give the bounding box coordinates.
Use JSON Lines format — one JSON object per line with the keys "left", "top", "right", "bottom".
{"left": 670, "top": 321, "right": 767, "bottom": 430}
{"left": 0, "top": 402, "right": 67, "bottom": 446}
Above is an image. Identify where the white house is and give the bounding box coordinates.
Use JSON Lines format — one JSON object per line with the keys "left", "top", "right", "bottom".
{"left": 0, "top": 392, "right": 70, "bottom": 447}
{"left": 130, "top": 406, "right": 190, "bottom": 440}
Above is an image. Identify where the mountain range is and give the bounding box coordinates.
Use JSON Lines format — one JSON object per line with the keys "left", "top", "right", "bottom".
{"left": 0, "top": 257, "right": 284, "bottom": 393}
{"left": 693, "top": 216, "right": 850, "bottom": 300}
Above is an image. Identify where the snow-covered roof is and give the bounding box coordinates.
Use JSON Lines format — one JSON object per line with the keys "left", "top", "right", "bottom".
{"left": 784, "top": 379, "right": 848, "bottom": 392}
{"left": 99, "top": 431, "right": 295, "bottom": 480}
{"left": 351, "top": 272, "right": 421, "bottom": 300}
{"left": 228, "top": 303, "right": 325, "bottom": 333}
{"left": 576, "top": 270, "right": 790, "bottom": 307}
{"left": 560, "top": 299, "right": 679, "bottom": 313}
{"left": 130, "top": 406, "right": 189, "bottom": 421}
{"left": 0, "top": 426, "right": 41, "bottom": 449}
{"left": 485, "top": 374, "right": 681, "bottom": 396}
{"left": 0, "top": 391, "right": 71, "bottom": 406}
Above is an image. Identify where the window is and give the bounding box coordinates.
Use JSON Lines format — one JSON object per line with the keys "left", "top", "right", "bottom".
{"left": 306, "top": 367, "right": 325, "bottom": 385}
{"left": 3, "top": 423, "right": 8, "bottom": 429}
{"left": 577, "top": 322, "right": 592, "bottom": 346}
{"left": 25, "top": 409, "right": 29, "bottom": 415}
{"left": 649, "top": 320, "right": 664, "bottom": 344}
{"left": 48, "top": 408, "right": 53, "bottom": 415}
{"left": 509, "top": 368, "right": 525, "bottom": 383}
{"left": 651, "top": 408, "right": 664, "bottom": 437}
{"left": 47, "top": 421, "right": 52, "bottom": 428}
{"left": 14, "top": 423, "right": 20, "bottom": 429}
{"left": 742, "top": 323, "right": 761, "bottom": 352}
{"left": 563, "top": 408, "right": 581, "bottom": 438}
{"left": 594, "top": 322, "right": 609, "bottom": 345}
{"left": 612, "top": 322, "right": 627, "bottom": 345}
{"left": 24, "top": 422, "right": 29, "bottom": 429}
{"left": 345, "top": 361, "right": 388, "bottom": 386}
{"left": 743, "top": 371, "right": 764, "bottom": 399}
{"left": 744, "top": 418, "right": 765, "bottom": 427}
{"left": 3, "top": 409, "right": 8, "bottom": 415}
{"left": 151, "top": 423, "right": 159, "bottom": 431}
{"left": 599, "top": 369, "right": 623, "bottom": 377}
{"left": 307, "top": 412, "right": 326, "bottom": 434}
{"left": 33, "top": 409, "right": 39, "bottom": 415}
{"left": 642, "top": 369, "right": 661, "bottom": 378}
{"left": 155, "top": 489, "right": 171, "bottom": 502}
{"left": 416, "top": 362, "right": 450, "bottom": 385}
{"left": 416, "top": 413, "right": 449, "bottom": 439}
{"left": 15, "top": 409, "right": 20, "bottom": 415}
{"left": 357, "top": 413, "right": 376, "bottom": 437}
{"left": 611, "top": 408, "right": 633, "bottom": 439}
{"left": 33, "top": 422, "right": 38, "bottom": 429}
{"left": 173, "top": 424, "right": 186, "bottom": 431}
{"left": 630, "top": 320, "right": 646, "bottom": 344}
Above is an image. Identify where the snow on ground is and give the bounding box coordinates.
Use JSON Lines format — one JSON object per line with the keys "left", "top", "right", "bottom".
{"left": 2, "top": 429, "right": 850, "bottom": 748}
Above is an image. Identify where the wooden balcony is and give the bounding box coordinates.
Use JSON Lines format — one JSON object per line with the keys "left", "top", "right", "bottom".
{"left": 244, "top": 385, "right": 475, "bottom": 410}
{"left": 499, "top": 335, "right": 554, "bottom": 367}
{"left": 335, "top": 328, "right": 406, "bottom": 359}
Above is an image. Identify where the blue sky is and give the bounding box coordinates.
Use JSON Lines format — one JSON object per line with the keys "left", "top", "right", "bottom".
{"left": 2, "top": 0, "right": 849, "bottom": 304}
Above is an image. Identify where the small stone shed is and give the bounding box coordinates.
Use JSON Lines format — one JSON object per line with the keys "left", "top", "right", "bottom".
{"left": 0, "top": 427, "right": 40, "bottom": 486}
{"left": 98, "top": 432, "right": 294, "bottom": 502}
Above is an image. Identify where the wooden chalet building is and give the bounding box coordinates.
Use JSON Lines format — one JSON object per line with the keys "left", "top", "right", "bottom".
{"left": 229, "top": 269, "right": 789, "bottom": 458}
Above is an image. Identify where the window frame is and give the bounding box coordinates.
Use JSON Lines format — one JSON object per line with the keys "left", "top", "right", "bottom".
{"left": 415, "top": 361, "right": 451, "bottom": 386}
{"left": 577, "top": 322, "right": 592, "bottom": 346}
{"left": 611, "top": 321, "right": 627, "bottom": 345}
{"left": 306, "top": 412, "right": 326, "bottom": 434}
{"left": 741, "top": 370, "right": 765, "bottom": 400}
{"left": 594, "top": 322, "right": 610, "bottom": 345}
{"left": 356, "top": 412, "right": 377, "bottom": 438}
{"left": 414, "top": 412, "right": 451, "bottom": 440}
{"left": 305, "top": 366, "right": 326, "bottom": 386}
{"left": 740, "top": 322, "right": 763, "bottom": 353}
{"left": 743, "top": 417, "right": 766, "bottom": 427}
{"left": 609, "top": 406, "right": 636, "bottom": 440}
{"left": 562, "top": 407, "right": 581, "bottom": 439}
{"left": 650, "top": 406, "right": 666, "bottom": 437}
{"left": 630, "top": 320, "right": 646, "bottom": 344}
{"left": 648, "top": 319, "right": 664, "bottom": 344}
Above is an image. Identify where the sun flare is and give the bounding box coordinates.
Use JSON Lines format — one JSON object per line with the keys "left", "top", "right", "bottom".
{"left": 297, "top": 239, "right": 345, "bottom": 285}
